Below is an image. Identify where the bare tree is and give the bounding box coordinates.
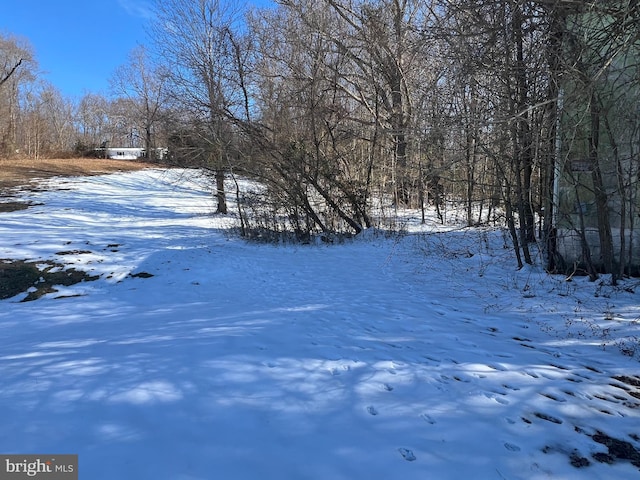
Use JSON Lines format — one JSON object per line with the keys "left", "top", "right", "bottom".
{"left": 237, "top": 2, "right": 382, "bottom": 237}
{"left": 110, "top": 45, "right": 169, "bottom": 160}
{"left": 151, "top": 0, "right": 247, "bottom": 214}
{"left": 434, "top": 0, "right": 559, "bottom": 266}
{"left": 76, "top": 93, "right": 110, "bottom": 152}
{"left": 0, "top": 58, "right": 21, "bottom": 89}
{"left": 552, "top": 0, "right": 640, "bottom": 281}
{"left": 0, "top": 33, "right": 35, "bottom": 157}
{"left": 19, "top": 82, "right": 76, "bottom": 157}
{"left": 0, "top": 34, "right": 30, "bottom": 88}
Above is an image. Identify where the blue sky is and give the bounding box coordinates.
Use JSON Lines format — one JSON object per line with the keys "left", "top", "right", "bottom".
{"left": 0, "top": 0, "right": 155, "bottom": 98}
{"left": 0, "top": 0, "right": 271, "bottom": 99}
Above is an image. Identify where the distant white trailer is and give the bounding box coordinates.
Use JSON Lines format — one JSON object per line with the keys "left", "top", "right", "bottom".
{"left": 101, "top": 147, "right": 145, "bottom": 160}
{"left": 94, "top": 147, "right": 168, "bottom": 161}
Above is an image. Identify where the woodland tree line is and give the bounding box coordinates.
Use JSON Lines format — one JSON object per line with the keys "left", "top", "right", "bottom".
{"left": 1, "top": 0, "right": 639, "bottom": 276}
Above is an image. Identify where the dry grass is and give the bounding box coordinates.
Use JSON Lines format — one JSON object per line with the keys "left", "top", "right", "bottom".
{"left": 0, "top": 157, "right": 156, "bottom": 193}
{"left": 0, "top": 157, "right": 158, "bottom": 299}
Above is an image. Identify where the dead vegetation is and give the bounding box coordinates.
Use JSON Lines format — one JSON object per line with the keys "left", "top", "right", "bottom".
{"left": 0, "top": 157, "right": 155, "bottom": 297}
{"left": 0, "top": 157, "right": 155, "bottom": 193}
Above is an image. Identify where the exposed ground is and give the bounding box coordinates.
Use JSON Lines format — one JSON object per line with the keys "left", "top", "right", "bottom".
{"left": 0, "top": 258, "right": 100, "bottom": 301}
{"left": 0, "top": 157, "right": 155, "bottom": 298}
{"left": 0, "top": 157, "right": 155, "bottom": 195}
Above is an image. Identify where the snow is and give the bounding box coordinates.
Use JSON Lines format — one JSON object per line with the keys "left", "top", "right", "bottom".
{"left": 1, "top": 168, "right": 639, "bottom": 479}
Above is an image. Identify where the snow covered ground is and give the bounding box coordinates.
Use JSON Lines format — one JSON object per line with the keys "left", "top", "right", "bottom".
{"left": 1, "top": 168, "right": 639, "bottom": 479}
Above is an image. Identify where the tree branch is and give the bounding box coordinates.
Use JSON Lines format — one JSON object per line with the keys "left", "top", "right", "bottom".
{"left": 0, "top": 58, "right": 22, "bottom": 87}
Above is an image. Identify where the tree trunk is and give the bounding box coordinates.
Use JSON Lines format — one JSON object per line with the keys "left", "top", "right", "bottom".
{"left": 215, "top": 168, "right": 228, "bottom": 214}
{"left": 589, "top": 93, "right": 616, "bottom": 283}
{"left": 513, "top": 3, "right": 535, "bottom": 246}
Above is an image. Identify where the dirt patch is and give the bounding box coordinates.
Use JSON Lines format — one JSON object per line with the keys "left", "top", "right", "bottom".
{"left": 0, "top": 259, "right": 99, "bottom": 301}
{"left": 544, "top": 429, "right": 640, "bottom": 472}
{"left": 0, "top": 159, "right": 158, "bottom": 299}
{"left": 591, "top": 431, "right": 640, "bottom": 468}
{"left": 129, "top": 271, "right": 154, "bottom": 279}
{"left": 0, "top": 201, "right": 36, "bottom": 212}
{"left": 0, "top": 157, "right": 155, "bottom": 194}
{"left": 55, "top": 250, "right": 93, "bottom": 256}
{"left": 569, "top": 450, "right": 591, "bottom": 468}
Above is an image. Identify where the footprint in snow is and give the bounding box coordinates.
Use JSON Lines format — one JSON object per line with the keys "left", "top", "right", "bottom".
{"left": 398, "top": 448, "right": 416, "bottom": 461}
{"left": 422, "top": 355, "right": 440, "bottom": 364}
{"left": 539, "top": 392, "right": 567, "bottom": 403}
{"left": 584, "top": 365, "right": 602, "bottom": 373}
{"left": 504, "top": 442, "right": 521, "bottom": 452}
{"left": 420, "top": 413, "right": 436, "bottom": 424}
{"left": 486, "top": 363, "right": 508, "bottom": 372}
{"left": 484, "top": 393, "right": 509, "bottom": 405}
{"left": 512, "top": 336, "right": 532, "bottom": 342}
{"left": 533, "top": 412, "right": 563, "bottom": 424}
{"left": 494, "top": 353, "right": 514, "bottom": 359}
